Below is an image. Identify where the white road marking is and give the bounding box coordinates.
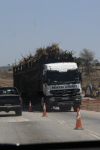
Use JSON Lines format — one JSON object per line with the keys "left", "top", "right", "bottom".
{"left": 58, "top": 120, "right": 63, "bottom": 123}
{"left": 85, "top": 129, "right": 100, "bottom": 137}
{"left": 58, "top": 120, "right": 67, "bottom": 124}
{"left": 24, "top": 119, "right": 29, "bottom": 121}
{"left": 8, "top": 118, "right": 29, "bottom": 122}
{"left": 48, "top": 117, "right": 74, "bottom": 127}
{"left": 78, "top": 131, "right": 95, "bottom": 140}
{"left": 60, "top": 122, "right": 64, "bottom": 124}
{"left": 89, "top": 133, "right": 100, "bottom": 139}
{"left": 61, "top": 121, "right": 66, "bottom": 123}
{"left": 48, "top": 116, "right": 61, "bottom": 121}
{"left": 8, "top": 119, "right": 16, "bottom": 122}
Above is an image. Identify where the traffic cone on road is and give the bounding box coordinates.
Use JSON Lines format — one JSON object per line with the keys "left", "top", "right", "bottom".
{"left": 74, "top": 108, "right": 84, "bottom": 130}
{"left": 42, "top": 103, "right": 47, "bottom": 117}
{"left": 29, "top": 101, "right": 32, "bottom": 112}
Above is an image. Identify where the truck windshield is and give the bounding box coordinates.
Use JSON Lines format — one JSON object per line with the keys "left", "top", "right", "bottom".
{"left": 47, "top": 70, "right": 80, "bottom": 85}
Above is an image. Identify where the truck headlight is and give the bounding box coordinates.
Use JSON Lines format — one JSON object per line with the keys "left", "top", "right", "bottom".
{"left": 75, "top": 89, "right": 80, "bottom": 94}
{"left": 50, "top": 98, "right": 55, "bottom": 101}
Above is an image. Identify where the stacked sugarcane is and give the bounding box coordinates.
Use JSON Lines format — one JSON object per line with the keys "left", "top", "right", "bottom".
{"left": 13, "top": 43, "right": 75, "bottom": 105}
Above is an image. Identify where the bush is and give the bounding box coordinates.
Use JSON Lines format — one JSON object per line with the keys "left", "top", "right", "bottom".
{"left": 82, "top": 87, "right": 86, "bottom": 92}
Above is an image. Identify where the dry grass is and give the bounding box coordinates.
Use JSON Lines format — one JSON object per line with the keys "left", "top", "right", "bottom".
{"left": 0, "top": 70, "right": 13, "bottom": 87}
{"left": 79, "top": 66, "right": 100, "bottom": 98}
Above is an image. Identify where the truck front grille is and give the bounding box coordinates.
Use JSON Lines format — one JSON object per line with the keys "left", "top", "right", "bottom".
{"left": 50, "top": 89, "right": 80, "bottom": 96}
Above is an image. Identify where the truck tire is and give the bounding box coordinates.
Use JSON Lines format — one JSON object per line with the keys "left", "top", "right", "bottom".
{"left": 35, "top": 103, "right": 43, "bottom": 111}
{"left": 46, "top": 107, "right": 51, "bottom": 112}
{"left": 39, "top": 104, "right": 43, "bottom": 112}
{"left": 74, "top": 104, "right": 80, "bottom": 112}
{"left": 74, "top": 106, "right": 77, "bottom": 112}
{"left": 67, "top": 105, "right": 71, "bottom": 111}
{"left": 60, "top": 106, "right": 66, "bottom": 111}
{"left": 16, "top": 108, "right": 22, "bottom": 116}
{"left": 35, "top": 97, "right": 43, "bottom": 111}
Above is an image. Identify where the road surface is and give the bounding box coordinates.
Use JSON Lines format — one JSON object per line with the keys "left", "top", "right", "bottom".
{"left": 0, "top": 107, "right": 100, "bottom": 145}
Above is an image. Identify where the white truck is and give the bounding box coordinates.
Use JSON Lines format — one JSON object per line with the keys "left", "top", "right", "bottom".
{"left": 41, "top": 60, "right": 82, "bottom": 112}
{"left": 13, "top": 57, "right": 82, "bottom": 112}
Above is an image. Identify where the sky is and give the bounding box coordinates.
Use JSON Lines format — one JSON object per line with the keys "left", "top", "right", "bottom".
{"left": 0, "top": 0, "right": 100, "bottom": 66}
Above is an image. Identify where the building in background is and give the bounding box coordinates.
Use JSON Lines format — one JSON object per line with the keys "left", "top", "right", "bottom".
{"left": 0, "top": 65, "right": 13, "bottom": 71}
{"left": 0, "top": 59, "right": 20, "bottom": 71}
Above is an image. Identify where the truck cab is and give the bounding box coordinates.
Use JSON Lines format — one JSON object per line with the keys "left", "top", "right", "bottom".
{"left": 42, "top": 62, "right": 82, "bottom": 112}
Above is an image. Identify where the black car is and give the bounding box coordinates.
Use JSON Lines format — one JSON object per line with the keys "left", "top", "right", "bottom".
{"left": 0, "top": 87, "right": 22, "bottom": 116}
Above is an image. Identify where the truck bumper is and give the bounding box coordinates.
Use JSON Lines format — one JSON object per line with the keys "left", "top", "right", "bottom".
{"left": 0, "top": 105, "right": 22, "bottom": 111}
{"left": 45, "top": 96, "right": 81, "bottom": 107}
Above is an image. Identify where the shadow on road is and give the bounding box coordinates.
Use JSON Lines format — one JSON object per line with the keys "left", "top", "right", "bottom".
{"left": 0, "top": 114, "right": 16, "bottom": 117}
{"left": 22, "top": 106, "right": 74, "bottom": 113}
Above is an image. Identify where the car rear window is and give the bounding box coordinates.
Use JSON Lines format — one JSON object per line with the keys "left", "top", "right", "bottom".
{"left": 0, "top": 88, "right": 18, "bottom": 94}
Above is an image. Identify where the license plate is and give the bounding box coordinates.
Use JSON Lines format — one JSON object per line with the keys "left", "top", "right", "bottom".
{"left": 58, "top": 102, "right": 69, "bottom": 105}
{"left": 62, "top": 97, "right": 69, "bottom": 100}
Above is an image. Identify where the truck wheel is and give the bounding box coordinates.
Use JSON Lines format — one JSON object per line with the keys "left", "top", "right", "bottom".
{"left": 16, "top": 109, "right": 22, "bottom": 116}
{"left": 74, "top": 105, "right": 80, "bottom": 112}
{"left": 67, "top": 105, "right": 71, "bottom": 111}
{"left": 46, "top": 107, "right": 51, "bottom": 112}
{"left": 74, "top": 106, "right": 77, "bottom": 112}
{"left": 60, "top": 106, "right": 66, "bottom": 111}
{"left": 35, "top": 103, "right": 43, "bottom": 111}
{"left": 39, "top": 104, "right": 43, "bottom": 111}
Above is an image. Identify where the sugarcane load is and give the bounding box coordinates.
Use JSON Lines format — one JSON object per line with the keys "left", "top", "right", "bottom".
{"left": 13, "top": 43, "right": 82, "bottom": 112}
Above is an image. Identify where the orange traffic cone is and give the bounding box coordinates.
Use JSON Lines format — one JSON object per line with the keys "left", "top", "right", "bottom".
{"left": 29, "top": 101, "right": 32, "bottom": 112}
{"left": 42, "top": 103, "right": 47, "bottom": 117}
{"left": 74, "top": 108, "right": 84, "bottom": 130}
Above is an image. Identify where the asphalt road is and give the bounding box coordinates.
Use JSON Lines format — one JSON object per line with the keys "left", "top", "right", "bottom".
{"left": 0, "top": 107, "right": 100, "bottom": 145}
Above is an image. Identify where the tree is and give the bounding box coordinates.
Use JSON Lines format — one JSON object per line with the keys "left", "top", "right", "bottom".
{"left": 74, "top": 57, "right": 82, "bottom": 67}
{"left": 74, "top": 57, "right": 85, "bottom": 73}
{"left": 79, "top": 48, "right": 95, "bottom": 77}
{"left": 92, "top": 59, "right": 99, "bottom": 66}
